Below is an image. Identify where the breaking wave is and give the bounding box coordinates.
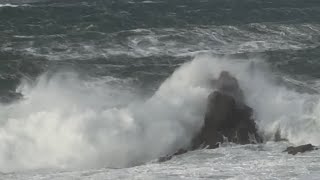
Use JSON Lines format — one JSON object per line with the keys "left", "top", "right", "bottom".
{"left": 0, "top": 55, "right": 319, "bottom": 172}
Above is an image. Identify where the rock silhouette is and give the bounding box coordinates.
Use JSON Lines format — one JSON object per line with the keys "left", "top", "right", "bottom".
{"left": 193, "top": 71, "right": 261, "bottom": 149}
{"left": 158, "top": 149, "right": 188, "bottom": 162}
{"left": 284, "top": 144, "right": 318, "bottom": 155}
{"left": 158, "top": 71, "right": 262, "bottom": 162}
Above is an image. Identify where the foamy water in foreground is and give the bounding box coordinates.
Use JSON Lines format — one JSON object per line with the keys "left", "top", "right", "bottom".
{"left": 2, "top": 142, "right": 320, "bottom": 180}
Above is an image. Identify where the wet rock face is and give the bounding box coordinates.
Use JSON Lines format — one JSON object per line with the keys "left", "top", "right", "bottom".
{"left": 284, "top": 144, "right": 318, "bottom": 155}
{"left": 158, "top": 71, "right": 262, "bottom": 162}
{"left": 158, "top": 149, "right": 188, "bottom": 162}
{"left": 193, "top": 71, "right": 261, "bottom": 149}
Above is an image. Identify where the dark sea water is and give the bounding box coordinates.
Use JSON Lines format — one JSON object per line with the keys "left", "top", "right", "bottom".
{"left": 1, "top": 0, "right": 320, "bottom": 179}
{"left": 1, "top": 0, "right": 320, "bottom": 98}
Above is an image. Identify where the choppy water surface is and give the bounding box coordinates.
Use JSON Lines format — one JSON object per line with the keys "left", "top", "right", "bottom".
{"left": 0, "top": 0, "right": 320, "bottom": 179}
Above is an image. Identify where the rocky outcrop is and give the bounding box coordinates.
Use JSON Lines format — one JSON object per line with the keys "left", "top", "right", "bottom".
{"left": 284, "top": 144, "right": 318, "bottom": 155}
{"left": 158, "top": 149, "right": 188, "bottom": 162}
{"left": 158, "top": 71, "right": 262, "bottom": 162}
{"left": 192, "top": 71, "right": 261, "bottom": 149}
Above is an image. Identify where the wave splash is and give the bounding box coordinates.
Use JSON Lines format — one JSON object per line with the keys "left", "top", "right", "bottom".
{"left": 0, "top": 55, "right": 319, "bottom": 172}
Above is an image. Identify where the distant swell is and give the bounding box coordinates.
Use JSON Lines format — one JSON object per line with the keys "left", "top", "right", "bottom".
{"left": 0, "top": 55, "right": 319, "bottom": 172}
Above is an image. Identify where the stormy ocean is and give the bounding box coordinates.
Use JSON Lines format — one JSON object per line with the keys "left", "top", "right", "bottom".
{"left": 0, "top": 0, "right": 320, "bottom": 179}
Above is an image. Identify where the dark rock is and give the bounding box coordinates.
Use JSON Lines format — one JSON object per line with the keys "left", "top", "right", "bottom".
{"left": 158, "top": 148, "right": 188, "bottom": 163}
{"left": 158, "top": 155, "right": 172, "bottom": 162}
{"left": 172, "top": 148, "right": 188, "bottom": 156}
{"left": 159, "top": 71, "right": 262, "bottom": 163}
{"left": 193, "top": 71, "right": 261, "bottom": 149}
{"left": 284, "top": 144, "right": 318, "bottom": 155}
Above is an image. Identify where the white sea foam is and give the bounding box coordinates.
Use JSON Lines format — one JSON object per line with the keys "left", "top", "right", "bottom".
{"left": 0, "top": 60, "right": 211, "bottom": 172}
{"left": 0, "top": 4, "right": 19, "bottom": 7}
{"left": 2, "top": 142, "right": 320, "bottom": 180}
{"left": 8, "top": 23, "right": 320, "bottom": 61}
{"left": 0, "top": 55, "right": 319, "bottom": 172}
{"left": 0, "top": 4, "right": 30, "bottom": 7}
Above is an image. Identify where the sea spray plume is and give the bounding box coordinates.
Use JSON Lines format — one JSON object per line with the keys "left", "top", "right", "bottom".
{"left": 0, "top": 72, "right": 142, "bottom": 171}
{"left": 0, "top": 55, "right": 320, "bottom": 172}
{"left": 0, "top": 60, "right": 212, "bottom": 172}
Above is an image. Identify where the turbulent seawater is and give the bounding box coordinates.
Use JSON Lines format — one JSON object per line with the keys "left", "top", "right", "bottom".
{"left": 0, "top": 0, "right": 320, "bottom": 179}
